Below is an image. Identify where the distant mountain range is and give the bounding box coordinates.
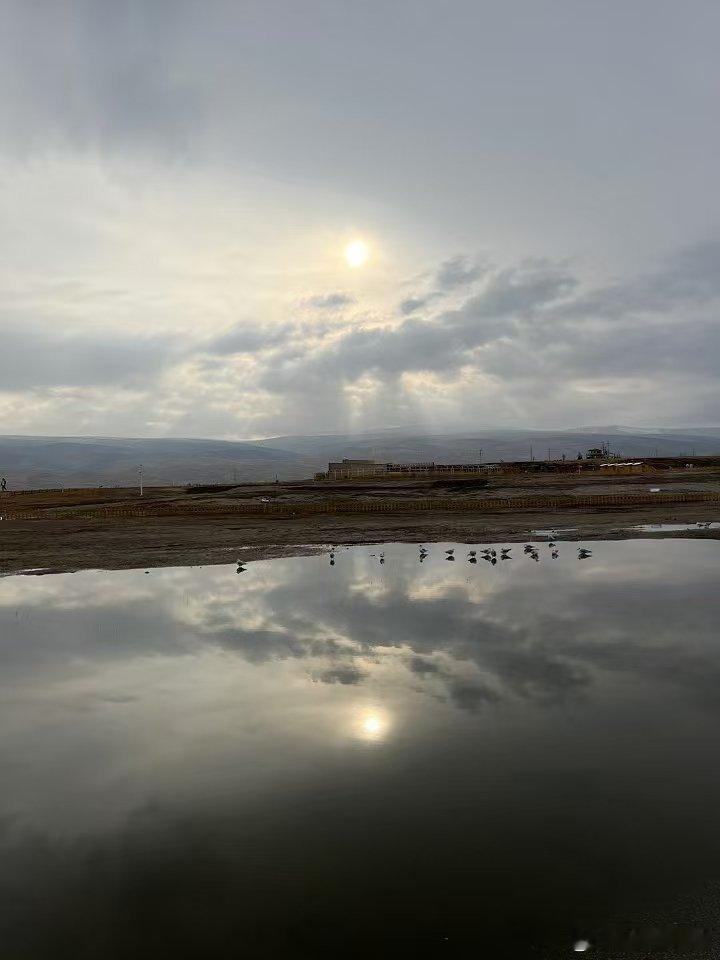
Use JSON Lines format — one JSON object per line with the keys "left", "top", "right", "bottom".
{"left": 0, "top": 436, "right": 309, "bottom": 489}
{"left": 1, "top": 427, "right": 720, "bottom": 489}
{"left": 258, "top": 427, "right": 720, "bottom": 467}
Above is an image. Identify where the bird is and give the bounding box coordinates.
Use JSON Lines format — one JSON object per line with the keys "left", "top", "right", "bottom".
{"left": 468, "top": 550, "right": 477, "bottom": 557}
{"left": 548, "top": 541, "right": 556, "bottom": 548}
{"left": 468, "top": 556, "right": 477, "bottom": 564}
{"left": 578, "top": 548, "right": 592, "bottom": 559}
{"left": 446, "top": 554, "right": 455, "bottom": 561}
{"left": 551, "top": 549, "right": 559, "bottom": 559}
{"left": 524, "top": 544, "right": 535, "bottom": 554}
{"left": 445, "top": 548, "right": 455, "bottom": 555}
{"left": 236, "top": 565, "right": 246, "bottom": 574}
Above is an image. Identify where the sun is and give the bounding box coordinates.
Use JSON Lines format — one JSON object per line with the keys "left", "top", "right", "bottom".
{"left": 344, "top": 239, "right": 369, "bottom": 268}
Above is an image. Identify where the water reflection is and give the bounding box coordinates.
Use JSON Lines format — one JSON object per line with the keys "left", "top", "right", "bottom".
{"left": 2, "top": 541, "right": 720, "bottom": 957}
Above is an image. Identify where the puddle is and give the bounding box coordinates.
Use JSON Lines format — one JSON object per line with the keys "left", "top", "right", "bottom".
{"left": 2, "top": 540, "right": 720, "bottom": 955}
{"left": 531, "top": 527, "right": 578, "bottom": 537}
{"left": 632, "top": 521, "right": 720, "bottom": 532}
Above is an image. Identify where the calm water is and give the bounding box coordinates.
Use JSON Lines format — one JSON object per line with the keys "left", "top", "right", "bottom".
{"left": 633, "top": 522, "right": 720, "bottom": 532}
{"left": 2, "top": 541, "right": 720, "bottom": 958}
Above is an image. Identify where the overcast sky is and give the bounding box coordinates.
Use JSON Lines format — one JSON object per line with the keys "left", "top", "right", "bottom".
{"left": 2, "top": 0, "right": 719, "bottom": 438}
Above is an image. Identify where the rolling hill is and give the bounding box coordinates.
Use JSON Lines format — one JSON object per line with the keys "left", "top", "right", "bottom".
{"left": 2, "top": 427, "right": 720, "bottom": 489}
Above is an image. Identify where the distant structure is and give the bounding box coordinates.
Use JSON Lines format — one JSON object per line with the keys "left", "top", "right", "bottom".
{"left": 586, "top": 442, "right": 611, "bottom": 459}
{"left": 324, "top": 459, "right": 388, "bottom": 480}
{"left": 317, "top": 459, "right": 494, "bottom": 480}
{"left": 315, "top": 453, "right": 650, "bottom": 480}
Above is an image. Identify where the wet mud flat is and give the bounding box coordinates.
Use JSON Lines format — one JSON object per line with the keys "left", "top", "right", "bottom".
{"left": 3, "top": 499, "right": 720, "bottom": 575}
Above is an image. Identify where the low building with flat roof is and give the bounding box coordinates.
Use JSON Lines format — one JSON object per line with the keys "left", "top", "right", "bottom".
{"left": 318, "top": 459, "right": 496, "bottom": 480}
{"left": 326, "top": 459, "right": 388, "bottom": 480}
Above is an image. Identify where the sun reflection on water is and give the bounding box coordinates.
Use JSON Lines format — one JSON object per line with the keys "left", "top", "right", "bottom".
{"left": 354, "top": 709, "right": 391, "bottom": 743}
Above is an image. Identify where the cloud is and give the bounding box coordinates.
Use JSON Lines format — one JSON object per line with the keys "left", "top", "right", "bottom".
{"left": 234, "top": 238, "right": 720, "bottom": 433}
{"left": 408, "top": 656, "right": 440, "bottom": 675}
{"left": 3, "top": 233, "right": 720, "bottom": 435}
{"left": 316, "top": 664, "right": 366, "bottom": 685}
{"left": 204, "top": 324, "right": 293, "bottom": 356}
{"left": 307, "top": 293, "right": 356, "bottom": 310}
{"left": 1, "top": 0, "right": 719, "bottom": 436}
{"left": 263, "top": 259, "right": 577, "bottom": 391}
{"left": 0, "top": 325, "right": 174, "bottom": 390}
{"left": 435, "top": 256, "right": 488, "bottom": 290}
{"left": 398, "top": 258, "right": 489, "bottom": 316}
{"left": 447, "top": 678, "right": 499, "bottom": 711}
{"left": 399, "top": 296, "right": 433, "bottom": 316}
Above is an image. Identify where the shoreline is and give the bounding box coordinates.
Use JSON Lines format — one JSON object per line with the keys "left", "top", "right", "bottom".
{"left": 2, "top": 499, "right": 720, "bottom": 576}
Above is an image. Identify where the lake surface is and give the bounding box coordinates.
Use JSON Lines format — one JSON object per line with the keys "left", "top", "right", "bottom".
{"left": 2, "top": 540, "right": 720, "bottom": 958}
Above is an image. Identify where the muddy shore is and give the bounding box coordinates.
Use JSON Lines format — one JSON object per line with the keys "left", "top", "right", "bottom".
{"left": 3, "top": 499, "right": 720, "bottom": 576}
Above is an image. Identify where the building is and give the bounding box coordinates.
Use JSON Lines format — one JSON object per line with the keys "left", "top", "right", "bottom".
{"left": 317, "top": 459, "right": 496, "bottom": 480}
{"left": 325, "top": 459, "right": 388, "bottom": 480}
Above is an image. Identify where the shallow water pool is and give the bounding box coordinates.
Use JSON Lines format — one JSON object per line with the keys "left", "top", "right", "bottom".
{"left": 2, "top": 540, "right": 720, "bottom": 957}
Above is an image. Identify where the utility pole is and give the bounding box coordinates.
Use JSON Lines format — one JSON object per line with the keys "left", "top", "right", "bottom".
{"left": 529, "top": 445, "right": 534, "bottom": 462}
{"left": 478, "top": 448, "right": 483, "bottom": 463}
{"left": 139, "top": 464, "right": 144, "bottom": 497}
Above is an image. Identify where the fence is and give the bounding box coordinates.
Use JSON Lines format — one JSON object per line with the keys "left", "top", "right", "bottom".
{"left": 4, "top": 489, "right": 720, "bottom": 521}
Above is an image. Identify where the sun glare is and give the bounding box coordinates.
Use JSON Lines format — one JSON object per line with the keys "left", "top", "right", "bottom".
{"left": 344, "top": 239, "right": 369, "bottom": 268}
{"left": 354, "top": 709, "right": 390, "bottom": 742}
{"left": 363, "top": 715, "right": 382, "bottom": 735}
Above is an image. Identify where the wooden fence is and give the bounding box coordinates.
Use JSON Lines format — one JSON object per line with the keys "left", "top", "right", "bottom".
{"left": 3, "top": 489, "right": 720, "bottom": 521}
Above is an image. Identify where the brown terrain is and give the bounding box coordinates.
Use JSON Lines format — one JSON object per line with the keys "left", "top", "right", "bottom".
{"left": 2, "top": 461, "right": 720, "bottom": 575}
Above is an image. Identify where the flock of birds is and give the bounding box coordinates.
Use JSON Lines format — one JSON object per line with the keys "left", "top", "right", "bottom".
{"left": 426, "top": 542, "right": 593, "bottom": 564}
{"left": 327, "top": 542, "right": 593, "bottom": 570}
{"left": 236, "top": 541, "right": 594, "bottom": 573}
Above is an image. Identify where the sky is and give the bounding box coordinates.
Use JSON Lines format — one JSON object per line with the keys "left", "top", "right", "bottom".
{"left": 2, "top": 0, "right": 720, "bottom": 439}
